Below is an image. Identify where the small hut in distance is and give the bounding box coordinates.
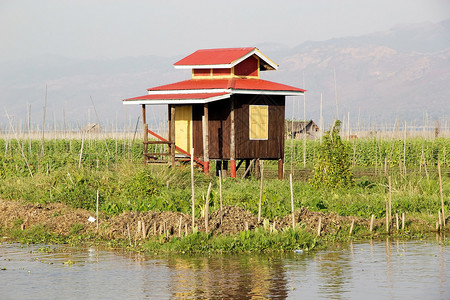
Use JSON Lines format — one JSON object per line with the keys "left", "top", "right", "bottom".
{"left": 123, "top": 47, "right": 306, "bottom": 179}
{"left": 286, "top": 120, "right": 319, "bottom": 139}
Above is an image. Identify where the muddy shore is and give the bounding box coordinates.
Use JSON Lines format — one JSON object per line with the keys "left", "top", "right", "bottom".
{"left": 1, "top": 198, "right": 440, "bottom": 244}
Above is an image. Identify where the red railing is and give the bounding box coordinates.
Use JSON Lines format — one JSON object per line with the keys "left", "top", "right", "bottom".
{"left": 146, "top": 128, "right": 205, "bottom": 167}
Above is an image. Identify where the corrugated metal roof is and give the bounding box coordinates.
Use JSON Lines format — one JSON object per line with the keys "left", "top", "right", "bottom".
{"left": 173, "top": 47, "right": 278, "bottom": 70}
{"left": 147, "top": 78, "right": 306, "bottom": 93}
{"left": 123, "top": 92, "right": 231, "bottom": 105}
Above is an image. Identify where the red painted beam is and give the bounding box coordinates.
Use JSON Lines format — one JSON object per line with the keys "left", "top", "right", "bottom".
{"left": 146, "top": 128, "right": 205, "bottom": 167}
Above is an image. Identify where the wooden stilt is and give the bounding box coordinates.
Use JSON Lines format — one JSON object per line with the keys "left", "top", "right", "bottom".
{"left": 202, "top": 104, "right": 210, "bottom": 175}
{"left": 230, "top": 99, "right": 236, "bottom": 178}
{"left": 278, "top": 158, "right": 284, "bottom": 180}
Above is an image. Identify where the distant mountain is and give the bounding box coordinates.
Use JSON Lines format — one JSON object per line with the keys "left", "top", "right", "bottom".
{"left": 1, "top": 19, "right": 449, "bottom": 131}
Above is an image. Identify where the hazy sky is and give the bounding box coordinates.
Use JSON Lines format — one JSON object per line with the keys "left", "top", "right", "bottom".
{"left": 1, "top": 0, "right": 449, "bottom": 62}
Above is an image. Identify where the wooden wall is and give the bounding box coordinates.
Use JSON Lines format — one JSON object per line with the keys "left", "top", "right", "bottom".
{"left": 171, "top": 94, "right": 286, "bottom": 161}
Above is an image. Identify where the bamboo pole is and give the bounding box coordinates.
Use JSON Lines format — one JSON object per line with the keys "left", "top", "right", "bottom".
{"left": 96, "top": 190, "right": 99, "bottom": 230}
{"left": 290, "top": 173, "right": 295, "bottom": 229}
{"left": 395, "top": 213, "right": 399, "bottom": 231}
{"left": 438, "top": 211, "right": 442, "bottom": 231}
{"left": 317, "top": 216, "right": 322, "bottom": 236}
{"left": 401, "top": 213, "right": 405, "bottom": 230}
{"left": 349, "top": 219, "right": 355, "bottom": 235}
{"left": 438, "top": 163, "right": 445, "bottom": 227}
{"left": 388, "top": 175, "right": 392, "bottom": 222}
{"left": 205, "top": 182, "right": 212, "bottom": 233}
{"left": 370, "top": 214, "right": 374, "bottom": 232}
{"left": 78, "top": 134, "right": 85, "bottom": 168}
{"left": 191, "top": 148, "right": 195, "bottom": 231}
{"left": 219, "top": 169, "right": 223, "bottom": 211}
{"left": 142, "top": 221, "right": 146, "bottom": 239}
{"left": 258, "top": 160, "right": 264, "bottom": 223}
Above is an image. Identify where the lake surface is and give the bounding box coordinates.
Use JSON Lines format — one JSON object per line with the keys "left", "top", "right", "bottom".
{"left": 0, "top": 237, "right": 448, "bottom": 299}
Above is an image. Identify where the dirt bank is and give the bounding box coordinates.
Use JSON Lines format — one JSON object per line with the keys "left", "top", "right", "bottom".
{"left": 0, "top": 199, "right": 436, "bottom": 242}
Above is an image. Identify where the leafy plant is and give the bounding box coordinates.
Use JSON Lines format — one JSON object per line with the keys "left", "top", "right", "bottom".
{"left": 310, "top": 120, "right": 354, "bottom": 189}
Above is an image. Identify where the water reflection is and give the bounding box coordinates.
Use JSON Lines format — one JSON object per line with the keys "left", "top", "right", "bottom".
{"left": 165, "top": 254, "right": 289, "bottom": 298}
{"left": 0, "top": 238, "right": 448, "bottom": 299}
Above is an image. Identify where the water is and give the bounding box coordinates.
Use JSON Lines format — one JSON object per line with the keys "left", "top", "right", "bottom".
{"left": 0, "top": 238, "right": 448, "bottom": 299}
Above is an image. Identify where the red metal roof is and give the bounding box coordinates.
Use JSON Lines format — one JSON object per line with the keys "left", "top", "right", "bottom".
{"left": 174, "top": 47, "right": 255, "bottom": 66}
{"left": 173, "top": 47, "right": 278, "bottom": 70}
{"left": 147, "top": 78, "right": 306, "bottom": 93}
{"left": 123, "top": 92, "right": 231, "bottom": 104}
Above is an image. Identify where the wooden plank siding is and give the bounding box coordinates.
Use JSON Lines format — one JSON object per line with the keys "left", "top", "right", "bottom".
{"left": 234, "top": 94, "right": 285, "bottom": 160}
{"left": 170, "top": 94, "right": 285, "bottom": 161}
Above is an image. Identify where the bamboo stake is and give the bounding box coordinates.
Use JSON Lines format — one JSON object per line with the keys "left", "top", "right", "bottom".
{"left": 386, "top": 201, "right": 389, "bottom": 233}
{"left": 370, "top": 214, "right": 374, "bottom": 232}
{"left": 205, "top": 182, "right": 212, "bottom": 233}
{"left": 127, "top": 224, "right": 131, "bottom": 246}
{"left": 142, "top": 221, "right": 146, "bottom": 239}
{"left": 438, "top": 163, "right": 445, "bottom": 227}
{"left": 401, "top": 213, "right": 405, "bottom": 230}
{"left": 137, "top": 221, "right": 142, "bottom": 238}
{"left": 388, "top": 176, "right": 392, "bottom": 222}
{"left": 96, "top": 190, "right": 99, "bottom": 230}
{"left": 438, "top": 211, "right": 442, "bottom": 231}
{"left": 78, "top": 135, "right": 85, "bottom": 168}
{"left": 219, "top": 169, "right": 223, "bottom": 211}
{"left": 258, "top": 160, "right": 264, "bottom": 223}
{"left": 395, "top": 213, "right": 399, "bottom": 231}
{"left": 290, "top": 173, "right": 295, "bottom": 229}
{"left": 41, "top": 84, "right": 47, "bottom": 155}
{"left": 317, "top": 216, "right": 322, "bottom": 236}
{"left": 191, "top": 148, "right": 195, "bottom": 231}
{"left": 349, "top": 219, "right": 355, "bottom": 236}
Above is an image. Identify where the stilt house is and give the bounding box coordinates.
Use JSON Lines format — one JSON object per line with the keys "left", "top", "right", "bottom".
{"left": 123, "top": 47, "right": 305, "bottom": 179}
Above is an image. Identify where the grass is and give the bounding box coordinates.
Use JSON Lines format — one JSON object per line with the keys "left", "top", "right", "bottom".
{"left": 0, "top": 137, "right": 448, "bottom": 252}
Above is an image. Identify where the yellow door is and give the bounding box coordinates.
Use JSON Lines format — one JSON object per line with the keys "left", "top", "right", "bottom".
{"left": 174, "top": 105, "right": 192, "bottom": 154}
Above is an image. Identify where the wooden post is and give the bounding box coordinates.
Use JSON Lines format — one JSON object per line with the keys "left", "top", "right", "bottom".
{"left": 205, "top": 182, "right": 212, "bottom": 233}
{"left": 254, "top": 159, "right": 260, "bottom": 179}
{"left": 230, "top": 99, "right": 236, "bottom": 178}
{"left": 178, "top": 216, "right": 182, "bottom": 238}
{"left": 258, "top": 160, "right": 264, "bottom": 223}
{"left": 290, "top": 174, "right": 295, "bottom": 229}
{"left": 143, "top": 123, "right": 148, "bottom": 164}
{"left": 278, "top": 158, "right": 284, "bottom": 180}
{"left": 191, "top": 147, "right": 195, "bottom": 231}
{"left": 141, "top": 104, "right": 146, "bottom": 125}
{"left": 438, "top": 163, "right": 445, "bottom": 227}
{"left": 202, "top": 104, "right": 210, "bottom": 175}
{"left": 170, "top": 105, "right": 176, "bottom": 166}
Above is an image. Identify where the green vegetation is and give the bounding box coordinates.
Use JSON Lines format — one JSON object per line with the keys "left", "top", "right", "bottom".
{"left": 144, "top": 228, "right": 320, "bottom": 253}
{"left": 311, "top": 120, "right": 353, "bottom": 189}
{"left": 0, "top": 135, "right": 448, "bottom": 252}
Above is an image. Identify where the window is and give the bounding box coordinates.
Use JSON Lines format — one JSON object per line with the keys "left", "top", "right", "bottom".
{"left": 249, "top": 105, "right": 268, "bottom": 140}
